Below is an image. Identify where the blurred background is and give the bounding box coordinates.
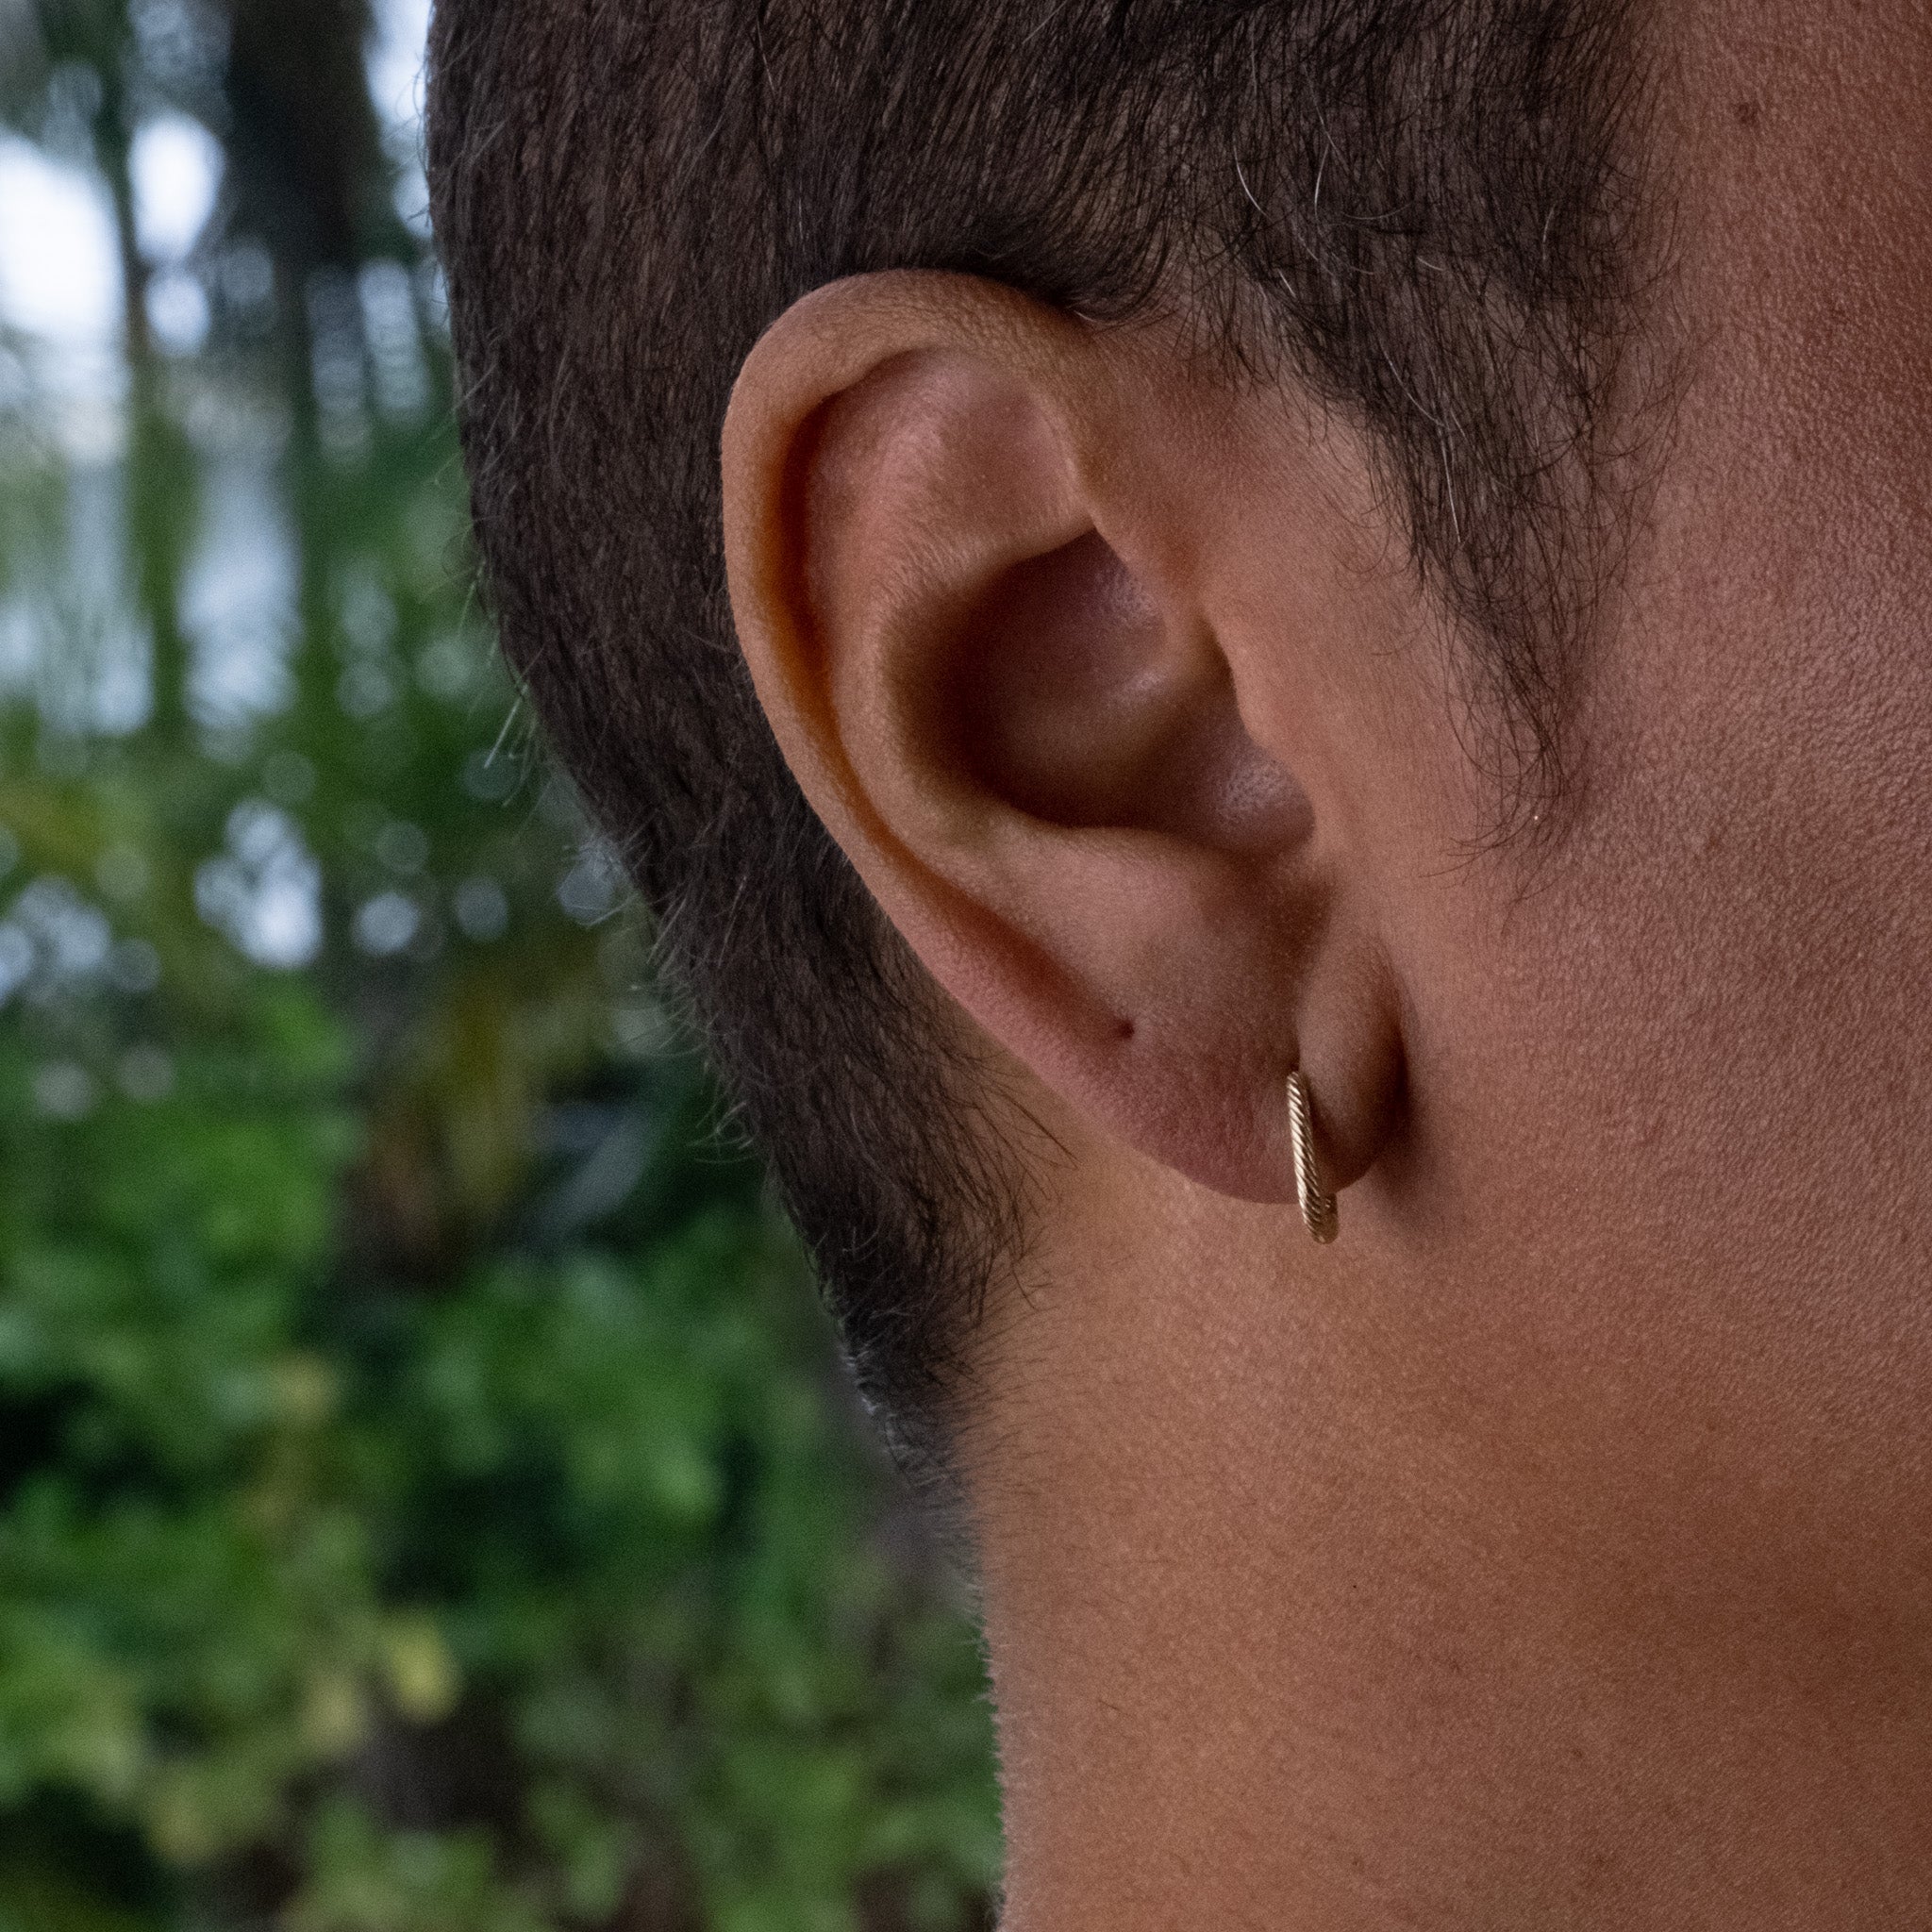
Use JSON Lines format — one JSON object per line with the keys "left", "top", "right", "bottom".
{"left": 0, "top": 3, "right": 1001, "bottom": 1927}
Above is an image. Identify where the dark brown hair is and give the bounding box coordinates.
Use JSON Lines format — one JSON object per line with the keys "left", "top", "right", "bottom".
{"left": 426, "top": 0, "right": 1655, "bottom": 1453}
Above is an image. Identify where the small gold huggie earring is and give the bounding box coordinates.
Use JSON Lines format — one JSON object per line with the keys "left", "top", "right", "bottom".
{"left": 1288, "top": 1069, "right": 1339, "bottom": 1245}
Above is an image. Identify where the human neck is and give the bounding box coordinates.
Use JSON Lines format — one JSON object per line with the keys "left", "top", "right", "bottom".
{"left": 963, "top": 1171, "right": 1932, "bottom": 1929}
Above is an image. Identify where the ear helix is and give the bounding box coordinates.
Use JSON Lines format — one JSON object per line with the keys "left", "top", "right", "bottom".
{"left": 1288, "top": 1068, "right": 1339, "bottom": 1245}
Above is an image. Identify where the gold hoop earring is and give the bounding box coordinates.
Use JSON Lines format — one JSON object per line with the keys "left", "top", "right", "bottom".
{"left": 1288, "top": 1069, "right": 1339, "bottom": 1245}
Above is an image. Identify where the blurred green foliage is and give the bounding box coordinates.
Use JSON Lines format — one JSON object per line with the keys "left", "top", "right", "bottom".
{"left": 0, "top": 3, "right": 1001, "bottom": 1926}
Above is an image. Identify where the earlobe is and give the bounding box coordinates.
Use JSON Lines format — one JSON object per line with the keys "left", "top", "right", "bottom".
{"left": 722, "top": 271, "right": 1408, "bottom": 1215}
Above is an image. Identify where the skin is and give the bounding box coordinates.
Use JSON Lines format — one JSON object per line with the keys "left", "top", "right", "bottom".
{"left": 721, "top": 1, "right": 1932, "bottom": 1924}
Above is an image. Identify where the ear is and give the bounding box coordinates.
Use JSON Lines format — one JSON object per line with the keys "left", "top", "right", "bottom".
{"left": 721, "top": 272, "right": 1409, "bottom": 1208}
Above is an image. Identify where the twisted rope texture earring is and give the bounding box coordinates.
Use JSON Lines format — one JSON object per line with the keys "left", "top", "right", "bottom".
{"left": 1288, "top": 1068, "right": 1339, "bottom": 1245}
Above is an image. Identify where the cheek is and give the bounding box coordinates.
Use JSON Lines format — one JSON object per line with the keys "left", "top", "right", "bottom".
{"left": 1587, "top": 0, "right": 1932, "bottom": 1266}
{"left": 1375, "top": 0, "right": 1932, "bottom": 1558}
{"left": 1385, "top": 647, "right": 1932, "bottom": 1607}
{"left": 1470, "top": 0, "right": 1932, "bottom": 1284}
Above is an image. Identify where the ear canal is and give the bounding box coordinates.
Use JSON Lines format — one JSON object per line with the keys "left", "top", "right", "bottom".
{"left": 925, "top": 529, "right": 1310, "bottom": 858}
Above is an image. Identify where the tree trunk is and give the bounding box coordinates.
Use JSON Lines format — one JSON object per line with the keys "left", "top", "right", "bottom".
{"left": 100, "top": 93, "right": 195, "bottom": 742}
